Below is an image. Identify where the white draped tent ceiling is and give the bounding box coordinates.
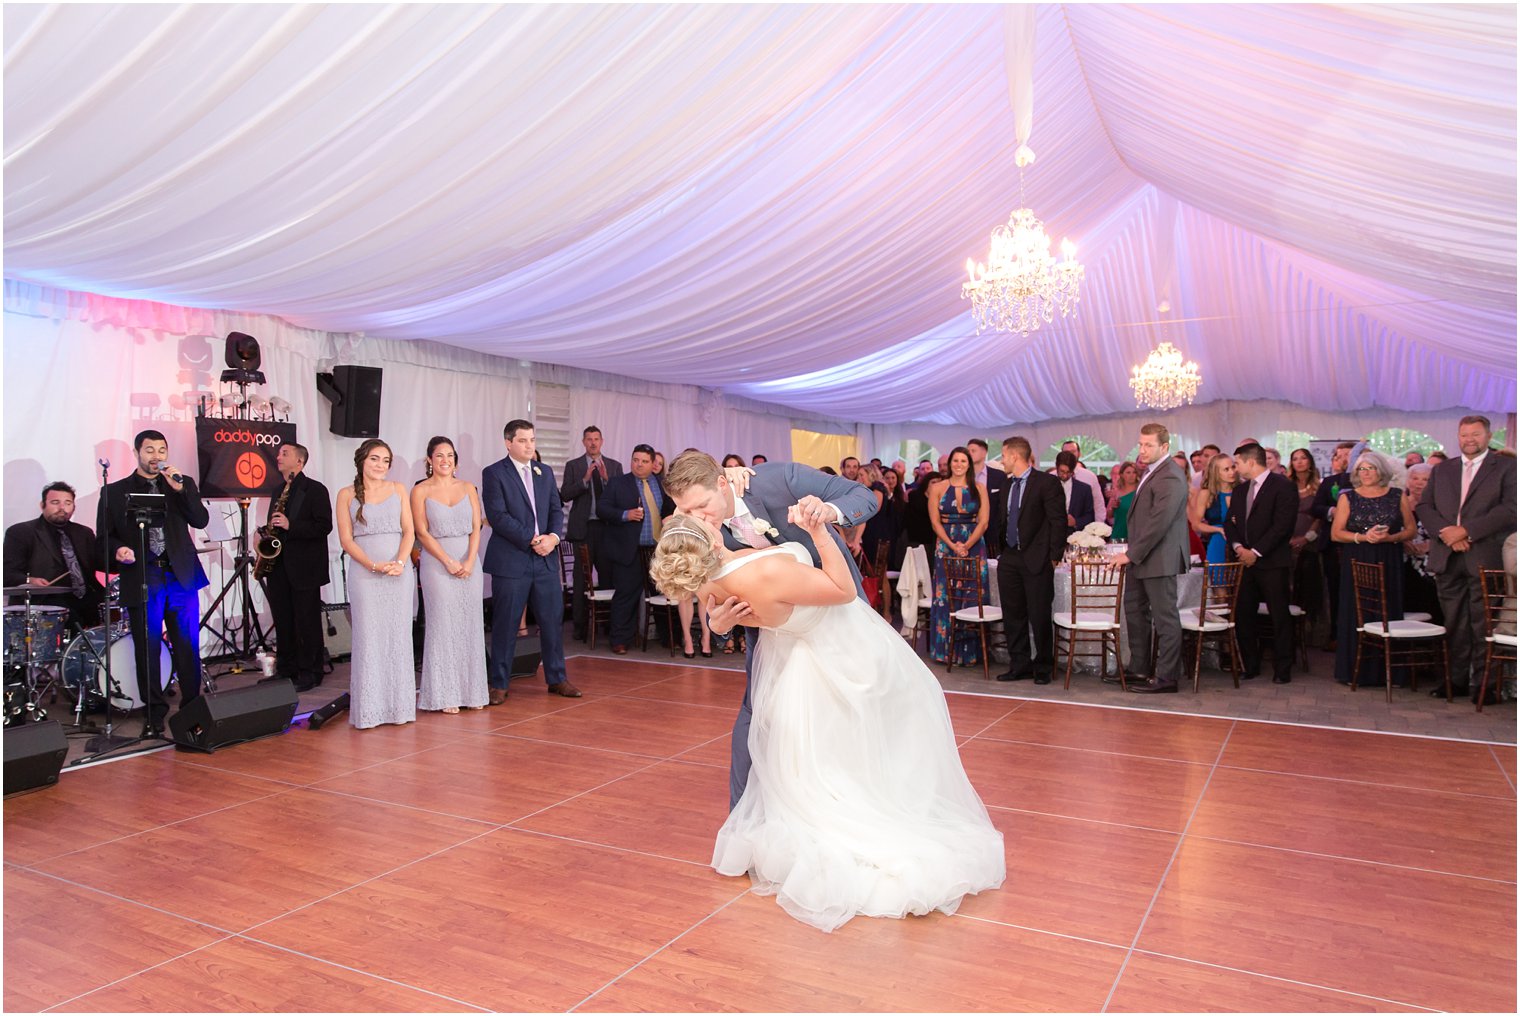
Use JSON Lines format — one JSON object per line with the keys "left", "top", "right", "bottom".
{"left": 4, "top": 3, "right": 1515, "bottom": 428}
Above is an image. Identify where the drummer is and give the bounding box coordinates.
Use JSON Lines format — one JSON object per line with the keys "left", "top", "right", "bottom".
{"left": 2, "top": 482, "right": 105, "bottom": 630}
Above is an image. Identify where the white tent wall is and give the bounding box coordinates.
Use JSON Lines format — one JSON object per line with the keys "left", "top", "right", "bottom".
{"left": 1, "top": 285, "right": 812, "bottom": 550}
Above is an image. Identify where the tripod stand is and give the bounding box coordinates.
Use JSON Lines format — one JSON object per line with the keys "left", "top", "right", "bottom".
{"left": 83, "top": 495, "right": 172, "bottom": 759}
{"left": 200, "top": 498, "right": 270, "bottom": 663}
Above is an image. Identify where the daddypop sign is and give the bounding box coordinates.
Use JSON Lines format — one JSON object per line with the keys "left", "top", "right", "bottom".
{"left": 195, "top": 419, "right": 297, "bottom": 498}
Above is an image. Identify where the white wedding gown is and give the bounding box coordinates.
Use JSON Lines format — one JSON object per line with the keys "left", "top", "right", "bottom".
{"left": 713, "top": 543, "right": 1006, "bottom": 932}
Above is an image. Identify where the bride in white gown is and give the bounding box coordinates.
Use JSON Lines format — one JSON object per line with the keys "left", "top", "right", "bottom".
{"left": 650, "top": 508, "right": 1005, "bottom": 933}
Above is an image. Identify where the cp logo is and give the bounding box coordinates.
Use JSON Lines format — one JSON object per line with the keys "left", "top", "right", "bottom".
{"left": 235, "top": 452, "right": 266, "bottom": 489}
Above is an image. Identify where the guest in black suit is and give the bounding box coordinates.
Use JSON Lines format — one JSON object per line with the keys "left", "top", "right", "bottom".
{"left": 1224, "top": 443, "right": 1300, "bottom": 683}
{"left": 3, "top": 481, "right": 105, "bottom": 629}
{"left": 1055, "top": 451, "right": 1096, "bottom": 536}
{"left": 597, "top": 444, "right": 675, "bottom": 653}
{"left": 258, "top": 443, "right": 333, "bottom": 692}
{"left": 1416, "top": 415, "right": 1518, "bottom": 699}
{"left": 1309, "top": 440, "right": 1357, "bottom": 646}
{"left": 990, "top": 437, "right": 1065, "bottom": 684}
{"left": 904, "top": 467, "right": 939, "bottom": 549}
{"left": 560, "top": 425, "right": 623, "bottom": 642}
{"left": 96, "top": 429, "right": 210, "bottom": 734}
{"left": 972, "top": 438, "right": 1009, "bottom": 547}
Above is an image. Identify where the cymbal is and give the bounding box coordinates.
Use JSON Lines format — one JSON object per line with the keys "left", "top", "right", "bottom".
{"left": 2, "top": 584, "right": 74, "bottom": 596}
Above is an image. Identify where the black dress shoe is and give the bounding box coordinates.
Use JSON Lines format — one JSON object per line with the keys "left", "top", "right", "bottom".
{"left": 1435, "top": 686, "right": 1470, "bottom": 698}
{"left": 1239, "top": 671, "right": 1259, "bottom": 681}
{"left": 995, "top": 671, "right": 1032, "bottom": 682}
{"left": 1033, "top": 676, "right": 1051, "bottom": 686}
{"left": 1272, "top": 675, "right": 1291, "bottom": 684}
{"left": 1128, "top": 677, "right": 1178, "bottom": 694}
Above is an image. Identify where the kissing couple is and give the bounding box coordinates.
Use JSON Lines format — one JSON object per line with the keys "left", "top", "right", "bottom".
{"left": 652, "top": 450, "right": 1004, "bottom": 933}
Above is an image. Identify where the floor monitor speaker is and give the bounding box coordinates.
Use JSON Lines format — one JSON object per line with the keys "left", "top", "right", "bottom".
{"left": 169, "top": 680, "right": 299, "bottom": 753}
{"left": 4, "top": 719, "right": 67, "bottom": 795}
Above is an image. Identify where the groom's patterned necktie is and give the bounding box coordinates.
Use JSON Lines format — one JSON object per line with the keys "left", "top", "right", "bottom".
{"left": 728, "top": 513, "right": 771, "bottom": 550}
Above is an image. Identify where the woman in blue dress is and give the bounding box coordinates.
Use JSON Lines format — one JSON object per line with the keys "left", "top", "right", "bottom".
{"left": 928, "top": 447, "right": 990, "bottom": 666}
{"left": 1189, "top": 452, "right": 1238, "bottom": 564}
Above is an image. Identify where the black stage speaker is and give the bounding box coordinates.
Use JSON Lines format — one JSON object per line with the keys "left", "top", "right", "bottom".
{"left": 169, "top": 680, "right": 299, "bottom": 753}
{"left": 510, "top": 634, "right": 542, "bottom": 678}
{"left": 323, "top": 365, "right": 383, "bottom": 438}
{"left": 4, "top": 719, "right": 67, "bottom": 795}
{"left": 322, "top": 602, "right": 353, "bottom": 662}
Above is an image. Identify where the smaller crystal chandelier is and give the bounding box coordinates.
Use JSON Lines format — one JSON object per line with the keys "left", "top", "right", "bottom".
{"left": 961, "top": 171, "right": 1084, "bottom": 336}
{"left": 1129, "top": 342, "right": 1202, "bottom": 410}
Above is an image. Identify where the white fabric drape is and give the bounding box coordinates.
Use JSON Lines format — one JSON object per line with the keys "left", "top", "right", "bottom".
{"left": 0, "top": 285, "right": 806, "bottom": 540}
{"left": 3, "top": 4, "right": 1514, "bottom": 425}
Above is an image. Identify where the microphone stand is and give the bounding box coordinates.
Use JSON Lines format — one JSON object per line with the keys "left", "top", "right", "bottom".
{"left": 82, "top": 481, "right": 173, "bottom": 759}
{"left": 66, "top": 460, "right": 118, "bottom": 736}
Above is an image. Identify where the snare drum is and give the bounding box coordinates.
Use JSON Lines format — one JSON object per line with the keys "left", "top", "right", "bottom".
{"left": 60, "top": 625, "right": 170, "bottom": 712}
{"left": 3, "top": 605, "right": 70, "bottom": 666}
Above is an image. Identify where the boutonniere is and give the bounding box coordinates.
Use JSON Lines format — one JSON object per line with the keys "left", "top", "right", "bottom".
{"left": 751, "top": 517, "right": 782, "bottom": 540}
{"left": 532, "top": 465, "right": 542, "bottom": 477}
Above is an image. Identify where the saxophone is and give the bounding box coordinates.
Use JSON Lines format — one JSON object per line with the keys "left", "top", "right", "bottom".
{"left": 254, "top": 478, "right": 293, "bottom": 579}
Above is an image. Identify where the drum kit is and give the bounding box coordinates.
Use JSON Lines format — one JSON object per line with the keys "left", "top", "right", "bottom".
{"left": 2, "top": 581, "right": 171, "bottom": 734}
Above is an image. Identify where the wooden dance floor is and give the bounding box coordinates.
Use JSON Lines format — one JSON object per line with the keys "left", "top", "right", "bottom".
{"left": 5, "top": 656, "right": 1515, "bottom": 1012}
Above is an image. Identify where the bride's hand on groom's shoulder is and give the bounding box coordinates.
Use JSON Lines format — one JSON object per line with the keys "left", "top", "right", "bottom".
{"left": 723, "top": 466, "right": 755, "bottom": 495}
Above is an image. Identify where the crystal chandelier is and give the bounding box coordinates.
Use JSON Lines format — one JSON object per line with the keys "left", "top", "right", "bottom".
{"left": 962, "top": 8, "right": 1084, "bottom": 336}
{"left": 1129, "top": 342, "right": 1202, "bottom": 410}
{"left": 962, "top": 169, "right": 1084, "bottom": 336}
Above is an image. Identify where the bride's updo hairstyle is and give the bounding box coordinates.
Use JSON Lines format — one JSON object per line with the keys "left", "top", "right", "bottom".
{"left": 650, "top": 513, "right": 722, "bottom": 601}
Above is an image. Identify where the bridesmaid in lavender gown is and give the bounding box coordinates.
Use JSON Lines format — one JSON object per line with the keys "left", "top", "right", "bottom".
{"left": 411, "top": 436, "right": 489, "bottom": 712}
{"left": 336, "top": 439, "right": 418, "bottom": 729}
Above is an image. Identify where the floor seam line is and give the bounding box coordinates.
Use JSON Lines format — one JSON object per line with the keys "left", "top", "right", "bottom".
{"left": 229, "top": 933, "right": 493, "bottom": 1012}
{"left": 1100, "top": 718, "right": 1236, "bottom": 1012}
{"left": 1130, "top": 947, "right": 1445, "bottom": 1012}
{"left": 38, "top": 935, "right": 235, "bottom": 1013}
{"left": 566, "top": 886, "right": 753, "bottom": 1012}
{"left": 1184, "top": 834, "right": 1519, "bottom": 884}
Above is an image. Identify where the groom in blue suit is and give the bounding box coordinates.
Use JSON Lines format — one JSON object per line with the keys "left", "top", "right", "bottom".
{"left": 482, "top": 419, "right": 580, "bottom": 704}
{"left": 664, "top": 451, "right": 879, "bottom": 808}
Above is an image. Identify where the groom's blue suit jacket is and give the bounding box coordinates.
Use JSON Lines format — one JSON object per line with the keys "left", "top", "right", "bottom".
{"left": 726, "top": 462, "right": 879, "bottom": 600}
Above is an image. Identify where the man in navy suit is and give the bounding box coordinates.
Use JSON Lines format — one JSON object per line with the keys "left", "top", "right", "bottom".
{"left": 664, "top": 451, "right": 878, "bottom": 809}
{"left": 1224, "top": 442, "right": 1300, "bottom": 684}
{"left": 597, "top": 444, "right": 674, "bottom": 652}
{"left": 988, "top": 436, "right": 1066, "bottom": 684}
{"left": 1055, "top": 450, "right": 1096, "bottom": 537}
{"left": 481, "top": 419, "right": 580, "bottom": 705}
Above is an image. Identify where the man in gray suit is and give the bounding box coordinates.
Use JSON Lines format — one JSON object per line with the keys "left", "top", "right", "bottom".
{"left": 663, "top": 451, "right": 879, "bottom": 808}
{"left": 1416, "top": 415, "right": 1517, "bottom": 702}
{"left": 1112, "top": 423, "right": 1191, "bottom": 694}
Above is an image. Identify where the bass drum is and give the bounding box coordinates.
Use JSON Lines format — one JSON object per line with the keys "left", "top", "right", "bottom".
{"left": 60, "top": 625, "right": 170, "bottom": 713}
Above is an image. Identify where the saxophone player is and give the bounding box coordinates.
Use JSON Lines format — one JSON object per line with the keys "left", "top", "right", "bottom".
{"left": 260, "top": 443, "right": 333, "bottom": 692}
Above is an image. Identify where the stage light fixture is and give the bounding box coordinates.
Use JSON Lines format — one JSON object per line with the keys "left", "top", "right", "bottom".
{"left": 221, "top": 331, "right": 266, "bottom": 386}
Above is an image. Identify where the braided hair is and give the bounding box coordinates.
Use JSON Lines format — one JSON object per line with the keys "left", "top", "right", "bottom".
{"left": 352, "top": 438, "right": 392, "bottom": 526}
